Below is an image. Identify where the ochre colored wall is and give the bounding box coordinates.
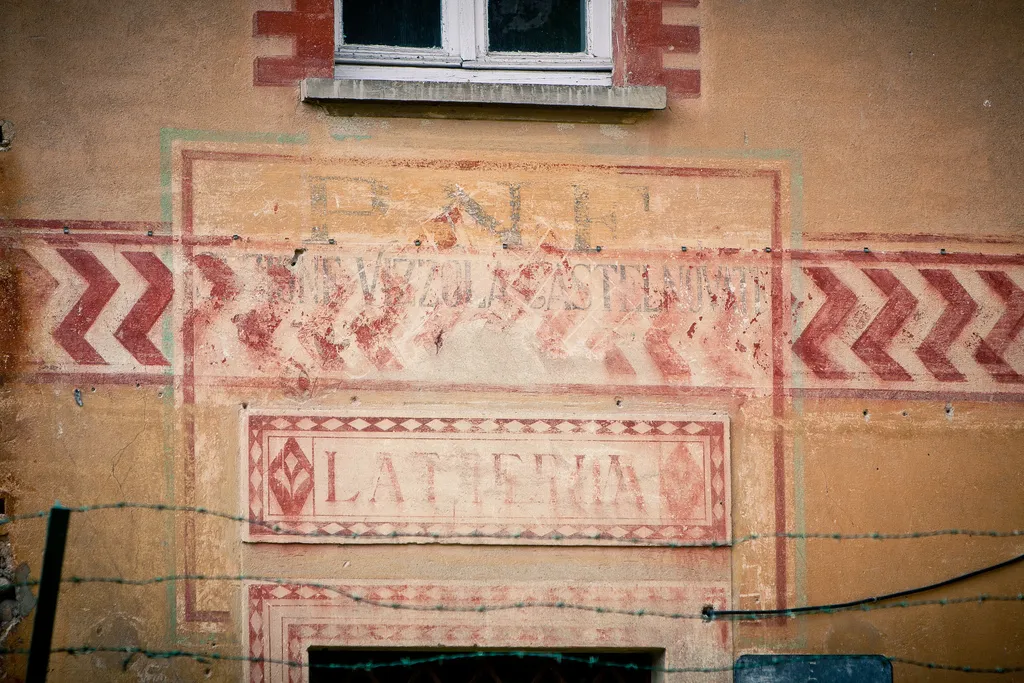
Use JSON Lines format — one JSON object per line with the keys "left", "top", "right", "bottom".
{"left": 1, "top": 1, "right": 1023, "bottom": 681}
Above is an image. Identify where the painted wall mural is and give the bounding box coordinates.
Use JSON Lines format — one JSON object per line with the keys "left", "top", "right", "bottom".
{"left": 3, "top": 142, "right": 1023, "bottom": 636}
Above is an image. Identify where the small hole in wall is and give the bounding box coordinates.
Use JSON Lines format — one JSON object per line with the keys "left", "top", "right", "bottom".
{"left": 242, "top": 403, "right": 248, "bottom": 409}
{"left": 0, "top": 498, "right": 6, "bottom": 515}
{"left": 90, "top": 387, "right": 96, "bottom": 393}
{"left": 157, "top": 392, "right": 163, "bottom": 398}
{"left": 902, "top": 410, "right": 909, "bottom": 417}
{"left": 615, "top": 396, "right": 623, "bottom": 407}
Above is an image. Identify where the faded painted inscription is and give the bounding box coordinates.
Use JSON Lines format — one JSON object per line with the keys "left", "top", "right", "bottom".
{"left": 245, "top": 411, "right": 730, "bottom": 544}
{"left": 195, "top": 248, "right": 772, "bottom": 389}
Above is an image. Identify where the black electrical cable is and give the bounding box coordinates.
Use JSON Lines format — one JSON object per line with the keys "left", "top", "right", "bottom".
{"left": 705, "top": 550, "right": 1024, "bottom": 621}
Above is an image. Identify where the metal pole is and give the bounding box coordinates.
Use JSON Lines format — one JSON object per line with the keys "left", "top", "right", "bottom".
{"left": 25, "top": 506, "right": 71, "bottom": 683}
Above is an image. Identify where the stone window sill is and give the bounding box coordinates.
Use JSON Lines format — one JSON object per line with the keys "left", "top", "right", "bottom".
{"left": 300, "top": 78, "right": 666, "bottom": 110}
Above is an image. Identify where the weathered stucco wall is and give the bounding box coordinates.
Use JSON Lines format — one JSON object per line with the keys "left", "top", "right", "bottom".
{"left": 0, "top": 1, "right": 1023, "bottom": 681}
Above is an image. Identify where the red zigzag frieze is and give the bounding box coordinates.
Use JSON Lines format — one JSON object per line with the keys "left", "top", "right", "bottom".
{"left": 793, "top": 266, "right": 1024, "bottom": 384}
{"left": 53, "top": 249, "right": 121, "bottom": 365}
{"left": 974, "top": 270, "right": 1024, "bottom": 383}
{"left": 791, "top": 267, "right": 858, "bottom": 380}
{"left": 5, "top": 248, "right": 59, "bottom": 309}
{"left": 114, "top": 252, "right": 174, "bottom": 366}
{"left": 850, "top": 268, "right": 918, "bottom": 382}
{"left": 915, "top": 269, "right": 978, "bottom": 382}
{"left": 52, "top": 249, "right": 173, "bottom": 366}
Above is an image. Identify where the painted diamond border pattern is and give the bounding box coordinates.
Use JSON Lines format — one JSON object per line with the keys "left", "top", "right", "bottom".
{"left": 246, "top": 581, "right": 731, "bottom": 683}
{"left": 246, "top": 414, "right": 729, "bottom": 546}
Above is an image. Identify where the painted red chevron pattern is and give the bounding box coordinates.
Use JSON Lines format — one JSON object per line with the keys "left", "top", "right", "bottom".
{"left": 192, "top": 253, "right": 239, "bottom": 307}
{"left": 586, "top": 311, "right": 638, "bottom": 377}
{"left": 645, "top": 289, "right": 690, "bottom": 381}
{"left": 974, "top": 270, "right": 1024, "bottom": 383}
{"left": 52, "top": 249, "right": 120, "bottom": 365}
{"left": 850, "top": 268, "right": 918, "bottom": 381}
{"left": 5, "top": 248, "right": 59, "bottom": 309}
{"left": 297, "top": 283, "right": 353, "bottom": 371}
{"left": 915, "top": 269, "right": 978, "bottom": 382}
{"left": 347, "top": 269, "right": 408, "bottom": 371}
{"left": 536, "top": 310, "right": 583, "bottom": 357}
{"left": 114, "top": 252, "right": 173, "bottom": 366}
{"left": 792, "top": 267, "right": 858, "bottom": 379}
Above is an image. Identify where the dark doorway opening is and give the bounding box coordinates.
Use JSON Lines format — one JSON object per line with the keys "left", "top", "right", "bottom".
{"left": 308, "top": 649, "right": 657, "bottom": 683}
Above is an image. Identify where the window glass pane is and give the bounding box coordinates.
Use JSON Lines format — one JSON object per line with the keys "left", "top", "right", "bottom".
{"left": 487, "top": 0, "right": 585, "bottom": 53}
{"left": 342, "top": 0, "right": 442, "bottom": 48}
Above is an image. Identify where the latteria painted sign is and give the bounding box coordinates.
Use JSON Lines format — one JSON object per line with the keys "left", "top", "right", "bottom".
{"left": 244, "top": 410, "right": 730, "bottom": 545}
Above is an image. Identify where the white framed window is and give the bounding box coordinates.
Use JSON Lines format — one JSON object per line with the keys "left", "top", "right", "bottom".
{"left": 334, "top": 0, "right": 613, "bottom": 85}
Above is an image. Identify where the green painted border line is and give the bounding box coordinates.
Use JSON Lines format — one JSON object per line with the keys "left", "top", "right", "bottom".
{"left": 159, "top": 127, "right": 308, "bottom": 224}
{"left": 157, "top": 127, "right": 307, "bottom": 642}
{"left": 331, "top": 132, "right": 372, "bottom": 142}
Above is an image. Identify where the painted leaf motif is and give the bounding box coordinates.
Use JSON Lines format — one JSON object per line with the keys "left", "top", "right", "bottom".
{"left": 268, "top": 437, "right": 314, "bottom": 516}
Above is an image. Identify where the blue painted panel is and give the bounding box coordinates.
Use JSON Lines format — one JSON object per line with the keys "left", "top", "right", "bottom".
{"left": 735, "top": 655, "right": 892, "bottom": 683}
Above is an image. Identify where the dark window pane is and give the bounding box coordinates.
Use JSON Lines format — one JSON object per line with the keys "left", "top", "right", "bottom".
{"left": 487, "top": 0, "right": 585, "bottom": 53}
{"left": 342, "top": 0, "right": 442, "bottom": 48}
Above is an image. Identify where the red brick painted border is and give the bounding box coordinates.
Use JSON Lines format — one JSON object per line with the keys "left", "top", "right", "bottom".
{"left": 620, "top": 0, "right": 701, "bottom": 97}
{"left": 253, "top": 0, "right": 334, "bottom": 86}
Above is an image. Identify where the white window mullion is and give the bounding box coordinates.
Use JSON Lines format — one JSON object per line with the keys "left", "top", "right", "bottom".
{"left": 589, "top": 0, "right": 612, "bottom": 59}
{"left": 455, "top": 0, "right": 478, "bottom": 61}
{"left": 472, "top": 0, "right": 489, "bottom": 64}
{"left": 442, "top": 0, "right": 468, "bottom": 60}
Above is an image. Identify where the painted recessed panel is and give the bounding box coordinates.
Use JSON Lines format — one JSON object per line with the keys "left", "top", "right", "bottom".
{"left": 244, "top": 410, "right": 730, "bottom": 545}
